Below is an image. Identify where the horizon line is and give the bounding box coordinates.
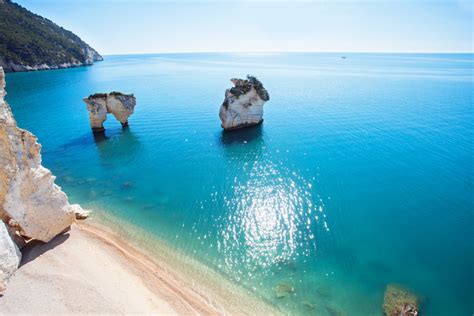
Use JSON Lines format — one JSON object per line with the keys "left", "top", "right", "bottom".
{"left": 101, "top": 50, "right": 474, "bottom": 56}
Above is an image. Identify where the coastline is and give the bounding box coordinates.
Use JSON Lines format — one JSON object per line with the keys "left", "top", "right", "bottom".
{"left": 0, "top": 59, "right": 102, "bottom": 73}
{"left": 86, "top": 212, "right": 282, "bottom": 315}
{"left": 0, "top": 213, "right": 281, "bottom": 315}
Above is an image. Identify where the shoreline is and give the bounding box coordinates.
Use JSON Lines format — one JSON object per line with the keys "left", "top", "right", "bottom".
{"left": 0, "top": 214, "right": 280, "bottom": 315}
{"left": 84, "top": 212, "right": 282, "bottom": 315}
{"left": 77, "top": 222, "right": 221, "bottom": 315}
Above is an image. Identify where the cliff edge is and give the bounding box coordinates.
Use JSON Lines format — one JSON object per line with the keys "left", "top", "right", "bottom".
{"left": 0, "top": 67, "right": 86, "bottom": 293}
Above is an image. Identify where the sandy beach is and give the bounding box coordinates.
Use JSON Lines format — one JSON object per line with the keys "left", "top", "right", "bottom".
{"left": 0, "top": 220, "right": 280, "bottom": 315}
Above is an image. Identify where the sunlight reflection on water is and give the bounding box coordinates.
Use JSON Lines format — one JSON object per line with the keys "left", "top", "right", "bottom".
{"left": 218, "top": 159, "right": 329, "bottom": 272}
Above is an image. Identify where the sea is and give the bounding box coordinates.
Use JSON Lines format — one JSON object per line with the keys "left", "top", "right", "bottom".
{"left": 5, "top": 53, "right": 473, "bottom": 315}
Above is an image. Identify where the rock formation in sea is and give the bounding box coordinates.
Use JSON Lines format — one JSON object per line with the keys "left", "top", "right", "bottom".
{"left": 83, "top": 92, "right": 136, "bottom": 132}
{"left": 0, "top": 0, "right": 102, "bottom": 72}
{"left": 219, "top": 75, "right": 270, "bottom": 131}
{"left": 383, "top": 284, "right": 420, "bottom": 316}
{"left": 0, "top": 66, "right": 88, "bottom": 292}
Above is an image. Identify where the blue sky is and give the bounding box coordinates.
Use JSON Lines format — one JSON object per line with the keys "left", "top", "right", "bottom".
{"left": 16, "top": 0, "right": 473, "bottom": 54}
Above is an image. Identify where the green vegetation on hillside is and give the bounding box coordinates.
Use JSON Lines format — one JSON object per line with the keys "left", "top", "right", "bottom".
{"left": 0, "top": 0, "right": 102, "bottom": 72}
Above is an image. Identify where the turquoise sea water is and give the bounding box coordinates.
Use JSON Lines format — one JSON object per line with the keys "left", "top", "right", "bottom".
{"left": 5, "top": 53, "right": 473, "bottom": 315}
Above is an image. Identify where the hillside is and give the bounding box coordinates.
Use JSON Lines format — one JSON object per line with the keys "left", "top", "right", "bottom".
{"left": 0, "top": 0, "right": 102, "bottom": 72}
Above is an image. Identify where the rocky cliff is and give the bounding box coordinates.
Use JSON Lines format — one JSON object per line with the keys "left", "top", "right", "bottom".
{"left": 0, "top": 0, "right": 102, "bottom": 72}
{"left": 219, "top": 75, "right": 270, "bottom": 131}
{"left": 0, "top": 67, "right": 86, "bottom": 293}
{"left": 0, "top": 221, "right": 21, "bottom": 295}
{"left": 83, "top": 92, "right": 136, "bottom": 132}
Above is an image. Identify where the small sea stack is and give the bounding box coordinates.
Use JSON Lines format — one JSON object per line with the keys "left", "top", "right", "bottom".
{"left": 219, "top": 75, "right": 270, "bottom": 131}
{"left": 83, "top": 92, "right": 136, "bottom": 133}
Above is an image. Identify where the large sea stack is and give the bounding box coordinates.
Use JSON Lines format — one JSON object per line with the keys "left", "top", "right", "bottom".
{"left": 83, "top": 92, "right": 136, "bottom": 133}
{"left": 0, "top": 67, "right": 87, "bottom": 293}
{"left": 219, "top": 75, "right": 270, "bottom": 131}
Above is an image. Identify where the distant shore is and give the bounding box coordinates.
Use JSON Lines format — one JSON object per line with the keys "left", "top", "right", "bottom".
{"left": 0, "top": 214, "right": 280, "bottom": 315}
{"left": 0, "top": 60, "right": 102, "bottom": 73}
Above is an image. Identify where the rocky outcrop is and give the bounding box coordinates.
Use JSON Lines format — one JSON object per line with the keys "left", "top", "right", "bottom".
{"left": 0, "top": 57, "right": 102, "bottom": 72}
{"left": 219, "top": 75, "right": 270, "bottom": 131}
{"left": 0, "top": 221, "right": 21, "bottom": 295}
{"left": 0, "top": 67, "right": 82, "bottom": 244}
{"left": 83, "top": 92, "right": 136, "bottom": 132}
{"left": 383, "top": 284, "right": 420, "bottom": 316}
{"left": 72, "top": 205, "right": 90, "bottom": 220}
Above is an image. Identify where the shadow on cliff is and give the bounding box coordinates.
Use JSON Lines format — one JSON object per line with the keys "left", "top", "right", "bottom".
{"left": 20, "top": 231, "right": 70, "bottom": 267}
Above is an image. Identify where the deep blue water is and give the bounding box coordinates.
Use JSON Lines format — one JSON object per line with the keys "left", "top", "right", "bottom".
{"left": 5, "top": 53, "right": 473, "bottom": 315}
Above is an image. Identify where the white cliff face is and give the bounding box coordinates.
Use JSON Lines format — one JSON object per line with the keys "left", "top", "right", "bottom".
{"left": 0, "top": 67, "right": 79, "bottom": 243}
{"left": 219, "top": 76, "right": 270, "bottom": 131}
{"left": 83, "top": 93, "right": 136, "bottom": 132}
{"left": 0, "top": 221, "right": 21, "bottom": 295}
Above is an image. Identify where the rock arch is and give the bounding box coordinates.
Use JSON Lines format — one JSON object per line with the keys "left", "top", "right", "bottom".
{"left": 83, "top": 92, "right": 136, "bottom": 132}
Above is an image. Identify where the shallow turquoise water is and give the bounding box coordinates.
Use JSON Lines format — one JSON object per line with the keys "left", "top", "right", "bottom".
{"left": 5, "top": 53, "right": 473, "bottom": 315}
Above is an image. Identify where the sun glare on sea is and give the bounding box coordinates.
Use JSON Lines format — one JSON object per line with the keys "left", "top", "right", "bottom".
{"left": 219, "top": 159, "right": 328, "bottom": 272}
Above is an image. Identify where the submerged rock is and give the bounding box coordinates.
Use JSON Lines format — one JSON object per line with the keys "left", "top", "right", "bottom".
{"left": 316, "top": 284, "right": 332, "bottom": 299}
{"left": 302, "top": 300, "right": 316, "bottom": 310}
{"left": 0, "top": 221, "right": 21, "bottom": 295}
{"left": 219, "top": 75, "right": 270, "bottom": 131}
{"left": 383, "top": 284, "right": 420, "bottom": 316}
{"left": 83, "top": 92, "right": 136, "bottom": 132}
{"left": 326, "top": 305, "right": 345, "bottom": 316}
{"left": 121, "top": 181, "right": 134, "bottom": 189}
{"left": 0, "top": 67, "right": 79, "bottom": 243}
{"left": 274, "top": 282, "right": 295, "bottom": 299}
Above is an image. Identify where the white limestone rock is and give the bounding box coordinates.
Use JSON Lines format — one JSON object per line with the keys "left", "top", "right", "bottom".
{"left": 83, "top": 94, "right": 108, "bottom": 132}
{"left": 83, "top": 92, "right": 136, "bottom": 132}
{"left": 219, "top": 75, "right": 270, "bottom": 130}
{"left": 0, "top": 67, "right": 78, "bottom": 243}
{"left": 107, "top": 93, "right": 136, "bottom": 126}
{"left": 0, "top": 221, "right": 21, "bottom": 295}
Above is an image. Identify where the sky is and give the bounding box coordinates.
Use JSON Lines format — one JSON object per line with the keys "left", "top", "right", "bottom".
{"left": 15, "top": 0, "right": 474, "bottom": 54}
